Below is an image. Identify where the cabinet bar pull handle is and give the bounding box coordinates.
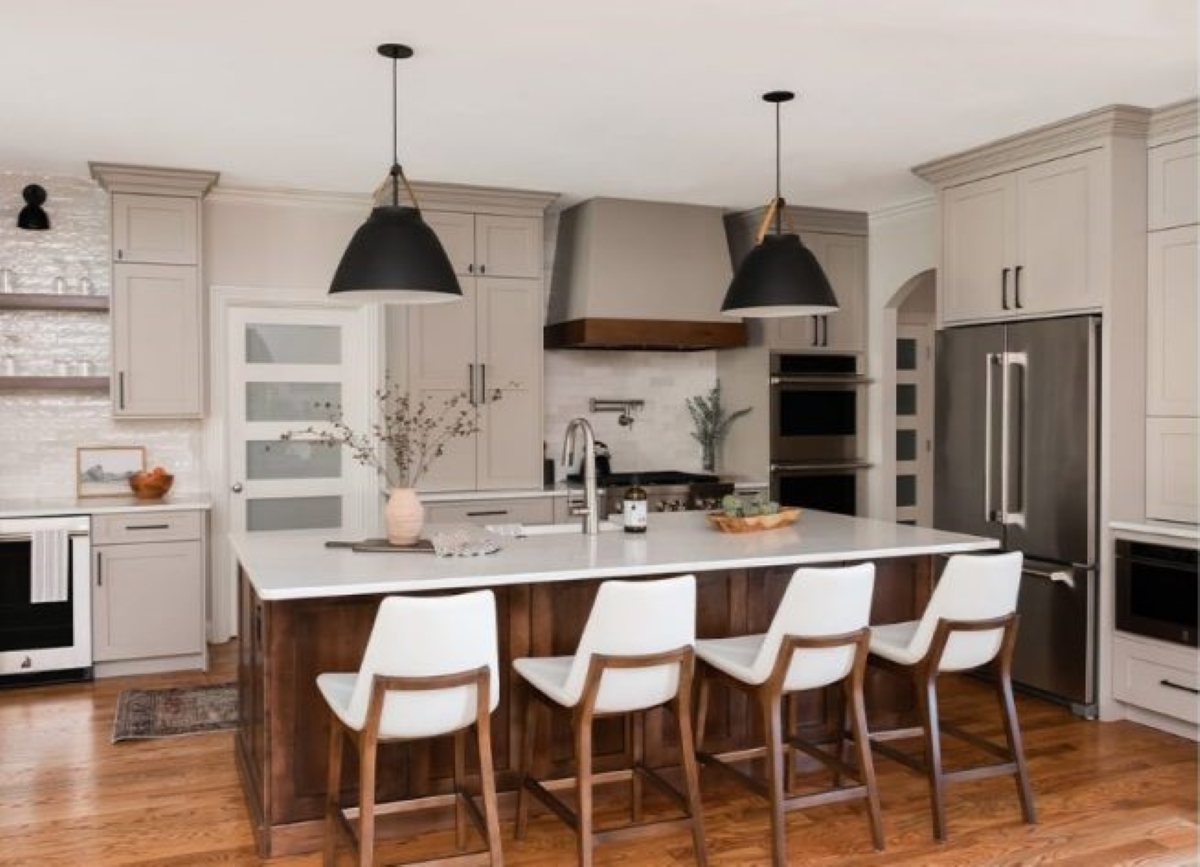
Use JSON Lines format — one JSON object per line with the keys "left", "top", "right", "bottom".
{"left": 1014, "top": 265, "right": 1024, "bottom": 309}
{"left": 1001, "top": 268, "right": 1010, "bottom": 310}
{"left": 118, "top": 371, "right": 126, "bottom": 410}
{"left": 467, "top": 263, "right": 474, "bottom": 274}
{"left": 479, "top": 263, "right": 486, "bottom": 274}
{"left": 821, "top": 315, "right": 829, "bottom": 347}
{"left": 96, "top": 551, "right": 102, "bottom": 587}
{"left": 480, "top": 363, "right": 487, "bottom": 403}
{"left": 811, "top": 317, "right": 819, "bottom": 347}
{"left": 468, "top": 364, "right": 476, "bottom": 407}
{"left": 1160, "top": 679, "right": 1199, "bottom": 695}
{"left": 125, "top": 523, "right": 170, "bottom": 531}
{"left": 466, "top": 509, "right": 508, "bottom": 517}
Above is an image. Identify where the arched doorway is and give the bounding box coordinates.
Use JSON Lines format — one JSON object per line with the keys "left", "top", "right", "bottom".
{"left": 885, "top": 269, "right": 936, "bottom": 526}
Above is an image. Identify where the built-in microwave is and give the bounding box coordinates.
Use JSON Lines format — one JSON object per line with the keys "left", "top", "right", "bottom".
{"left": 1115, "top": 539, "right": 1198, "bottom": 647}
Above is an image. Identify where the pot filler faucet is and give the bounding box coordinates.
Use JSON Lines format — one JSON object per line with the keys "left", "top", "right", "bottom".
{"left": 562, "top": 417, "right": 600, "bottom": 535}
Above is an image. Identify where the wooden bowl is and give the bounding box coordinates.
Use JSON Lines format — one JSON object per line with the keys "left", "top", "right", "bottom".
{"left": 705, "top": 507, "right": 801, "bottom": 534}
{"left": 129, "top": 472, "right": 174, "bottom": 500}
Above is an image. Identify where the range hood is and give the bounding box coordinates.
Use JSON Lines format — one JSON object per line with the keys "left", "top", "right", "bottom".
{"left": 544, "top": 198, "right": 747, "bottom": 350}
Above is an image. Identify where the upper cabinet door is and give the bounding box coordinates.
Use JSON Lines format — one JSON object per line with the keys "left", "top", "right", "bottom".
{"left": 112, "top": 264, "right": 202, "bottom": 417}
{"left": 941, "top": 174, "right": 1015, "bottom": 324}
{"left": 475, "top": 214, "right": 541, "bottom": 278}
{"left": 111, "top": 193, "right": 198, "bottom": 265}
{"left": 1147, "top": 225, "right": 1199, "bottom": 417}
{"left": 1014, "top": 149, "right": 1103, "bottom": 316}
{"left": 1148, "top": 137, "right": 1199, "bottom": 231}
{"left": 815, "top": 234, "right": 866, "bottom": 351}
{"left": 424, "top": 211, "right": 476, "bottom": 276}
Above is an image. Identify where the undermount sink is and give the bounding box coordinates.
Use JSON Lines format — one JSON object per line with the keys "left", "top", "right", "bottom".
{"left": 490, "top": 521, "right": 622, "bottom": 537}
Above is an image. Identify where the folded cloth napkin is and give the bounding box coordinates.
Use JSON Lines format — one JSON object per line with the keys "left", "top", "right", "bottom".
{"left": 31, "top": 528, "right": 69, "bottom": 604}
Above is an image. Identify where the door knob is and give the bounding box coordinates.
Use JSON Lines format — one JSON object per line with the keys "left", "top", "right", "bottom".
{"left": 231, "top": 482, "right": 244, "bottom": 493}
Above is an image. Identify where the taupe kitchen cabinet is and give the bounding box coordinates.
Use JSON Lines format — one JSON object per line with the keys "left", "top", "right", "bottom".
{"left": 91, "top": 510, "right": 207, "bottom": 675}
{"left": 938, "top": 148, "right": 1104, "bottom": 324}
{"left": 89, "top": 163, "right": 218, "bottom": 418}
{"left": 407, "top": 275, "right": 543, "bottom": 490}
{"left": 111, "top": 193, "right": 198, "bottom": 264}
{"left": 424, "top": 211, "right": 542, "bottom": 279}
{"left": 111, "top": 264, "right": 202, "bottom": 415}
{"left": 424, "top": 495, "right": 555, "bottom": 525}
{"left": 723, "top": 206, "right": 868, "bottom": 352}
{"left": 1148, "top": 136, "right": 1199, "bottom": 230}
{"left": 1146, "top": 225, "right": 1198, "bottom": 418}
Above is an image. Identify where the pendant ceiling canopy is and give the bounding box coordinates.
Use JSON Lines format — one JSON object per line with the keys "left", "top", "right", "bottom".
{"left": 329, "top": 43, "right": 462, "bottom": 304}
{"left": 721, "top": 91, "right": 838, "bottom": 319}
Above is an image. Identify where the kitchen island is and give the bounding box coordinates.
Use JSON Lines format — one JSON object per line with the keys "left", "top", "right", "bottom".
{"left": 232, "top": 510, "right": 997, "bottom": 857}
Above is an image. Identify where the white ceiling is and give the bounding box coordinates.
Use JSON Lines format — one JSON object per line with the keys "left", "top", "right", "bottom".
{"left": 2, "top": 1, "right": 1196, "bottom": 212}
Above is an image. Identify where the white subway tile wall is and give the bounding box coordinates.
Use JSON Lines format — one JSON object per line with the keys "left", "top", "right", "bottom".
{"left": 543, "top": 349, "right": 720, "bottom": 476}
{"left": 0, "top": 172, "right": 202, "bottom": 498}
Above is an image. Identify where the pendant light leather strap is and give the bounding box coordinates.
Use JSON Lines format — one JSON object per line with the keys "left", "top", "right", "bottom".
{"left": 753, "top": 197, "right": 795, "bottom": 244}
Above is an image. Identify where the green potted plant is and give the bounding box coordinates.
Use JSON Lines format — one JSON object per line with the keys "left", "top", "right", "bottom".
{"left": 685, "top": 381, "right": 751, "bottom": 473}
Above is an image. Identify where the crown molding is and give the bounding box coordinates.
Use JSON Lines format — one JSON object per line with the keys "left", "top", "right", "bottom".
{"left": 371, "top": 177, "right": 558, "bottom": 215}
{"left": 724, "top": 202, "right": 868, "bottom": 236}
{"left": 1148, "top": 98, "right": 1199, "bottom": 147}
{"left": 206, "top": 185, "right": 370, "bottom": 210}
{"left": 912, "top": 104, "right": 1152, "bottom": 187}
{"left": 869, "top": 196, "right": 936, "bottom": 223}
{"left": 88, "top": 162, "right": 219, "bottom": 196}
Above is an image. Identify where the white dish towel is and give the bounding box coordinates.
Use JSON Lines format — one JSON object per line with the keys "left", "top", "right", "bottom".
{"left": 31, "top": 529, "right": 70, "bottom": 604}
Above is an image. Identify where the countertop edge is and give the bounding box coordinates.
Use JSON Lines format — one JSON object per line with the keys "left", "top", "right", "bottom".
{"left": 0, "top": 494, "right": 213, "bottom": 519}
{"left": 1110, "top": 520, "right": 1199, "bottom": 543}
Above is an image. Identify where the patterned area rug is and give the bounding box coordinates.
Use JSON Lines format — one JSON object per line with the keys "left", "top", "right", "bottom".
{"left": 112, "top": 683, "right": 238, "bottom": 742}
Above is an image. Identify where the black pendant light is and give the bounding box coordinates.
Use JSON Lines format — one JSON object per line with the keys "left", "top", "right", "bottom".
{"left": 329, "top": 44, "right": 462, "bottom": 304}
{"left": 721, "top": 91, "right": 838, "bottom": 318}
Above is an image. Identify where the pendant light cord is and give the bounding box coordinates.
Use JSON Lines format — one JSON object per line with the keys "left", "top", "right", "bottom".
{"left": 774, "top": 99, "right": 783, "bottom": 235}
{"left": 390, "top": 53, "right": 400, "bottom": 207}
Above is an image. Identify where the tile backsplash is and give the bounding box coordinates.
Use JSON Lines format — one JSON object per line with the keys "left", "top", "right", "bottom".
{"left": 0, "top": 172, "right": 202, "bottom": 499}
{"left": 543, "top": 349, "right": 722, "bottom": 477}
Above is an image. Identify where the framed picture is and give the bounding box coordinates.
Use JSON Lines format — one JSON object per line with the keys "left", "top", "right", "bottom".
{"left": 76, "top": 445, "right": 145, "bottom": 498}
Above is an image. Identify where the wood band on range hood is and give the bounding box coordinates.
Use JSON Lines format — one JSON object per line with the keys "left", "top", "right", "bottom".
{"left": 544, "top": 318, "right": 747, "bottom": 351}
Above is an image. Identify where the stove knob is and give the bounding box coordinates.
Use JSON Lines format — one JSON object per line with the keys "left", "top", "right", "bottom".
{"left": 653, "top": 501, "right": 667, "bottom": 512}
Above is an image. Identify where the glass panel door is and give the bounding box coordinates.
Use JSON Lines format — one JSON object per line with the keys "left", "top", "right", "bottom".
{"left": 228, "top": 307, "right": 376, "bottom": 538}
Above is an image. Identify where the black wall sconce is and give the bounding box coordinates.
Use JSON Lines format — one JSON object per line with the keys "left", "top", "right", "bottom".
{"left": 17, "top": 184, "right": 50, "bottom": 231}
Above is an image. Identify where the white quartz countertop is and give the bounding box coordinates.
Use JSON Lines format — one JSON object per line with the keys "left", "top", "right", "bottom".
{"left": 232, "top": 509, "right": 998, "bottom": 602}
{"left": 0, "top": 493, "right": 212, "bottom": 519}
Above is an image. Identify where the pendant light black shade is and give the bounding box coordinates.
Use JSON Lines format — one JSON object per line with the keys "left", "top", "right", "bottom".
{"left": 721, "top": 233, "right": 837, "bottom": 317}
{"left": 329, "top": 44, "right": 461, "bottom": 304}
{"left": 721, "top": 91, "right": 838, "bottom": 319}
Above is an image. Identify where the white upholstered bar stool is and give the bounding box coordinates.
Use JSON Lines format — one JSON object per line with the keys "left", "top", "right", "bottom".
{"left": 693, "top": 564, "right": 883, "bottom": 866}
{"left": 317, "top": 590, "right": 503, "bottom": 867}
{"left": 512, "top": 575, "right": 706, "bottom": 867}
{"left": 867, "top": 551, "right": 1036, "bottom": 841}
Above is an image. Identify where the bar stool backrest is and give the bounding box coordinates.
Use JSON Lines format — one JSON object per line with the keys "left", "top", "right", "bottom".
{"left": 564, "top": 575, "right": 696, "bottom": 714}
{"left": 348, "top": 590, "right": 500, "bottom": 739}
{"left": 753, "top": 564, "right": 875, "bottom": 691}
{"left": 907, "top": 551, "right": 1023, "bottom": 672}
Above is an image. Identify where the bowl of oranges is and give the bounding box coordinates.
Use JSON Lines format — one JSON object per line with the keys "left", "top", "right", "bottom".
{"left": 129, "top": 466, "right": 174, "bottom": 500}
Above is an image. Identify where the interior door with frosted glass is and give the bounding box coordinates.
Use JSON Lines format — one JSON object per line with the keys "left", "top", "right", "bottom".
{"left": 228, "top": 307, "right": 374, "bottom": 538}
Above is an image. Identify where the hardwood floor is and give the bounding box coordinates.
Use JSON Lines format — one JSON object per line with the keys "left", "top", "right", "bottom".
{"left": 1, "top": 641, "right": 1196, "bottom": 866}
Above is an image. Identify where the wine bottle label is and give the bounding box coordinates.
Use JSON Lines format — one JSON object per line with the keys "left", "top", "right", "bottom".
{"left": 623, "top": 499, "right": 647, "bottom": 530}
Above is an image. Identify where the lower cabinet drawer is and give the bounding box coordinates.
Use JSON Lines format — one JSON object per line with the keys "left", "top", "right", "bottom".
{"left": 425, "top": 497, "right": 554, "bottom": 526}
{"left": 1113, "top": 635, "right": 1199, "bottom": 724}
{"left": 92, "top": 510, "right": 204, "bottom": 545}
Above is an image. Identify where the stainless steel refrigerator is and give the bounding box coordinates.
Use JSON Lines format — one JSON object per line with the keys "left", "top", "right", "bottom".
{"left": 934, "top": 315, "right": 1099, "bottom": 716}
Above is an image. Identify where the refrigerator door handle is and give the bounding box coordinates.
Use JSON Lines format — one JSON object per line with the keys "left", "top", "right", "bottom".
{"left": 984, "top": 352, "right": 1000, "bottom": 523}
{"left": 1024, "top": 565, "right": 1076, "bottom": 590}
{"left": 1001, "top": 351, "right": 1028, "bottom": 528}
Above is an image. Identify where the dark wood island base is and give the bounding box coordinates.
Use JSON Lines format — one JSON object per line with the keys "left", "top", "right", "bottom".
{"left": 236, "top": 557, "right": 933, "bottom": 858}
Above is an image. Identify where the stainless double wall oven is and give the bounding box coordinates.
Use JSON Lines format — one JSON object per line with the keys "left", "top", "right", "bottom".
{"left": 769, "top": 353, "right": 869, "bottom": 515}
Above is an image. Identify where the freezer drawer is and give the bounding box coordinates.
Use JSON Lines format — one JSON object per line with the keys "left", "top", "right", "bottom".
{"left": 1010, "top": 560, "right": 1096, "bottom": 713}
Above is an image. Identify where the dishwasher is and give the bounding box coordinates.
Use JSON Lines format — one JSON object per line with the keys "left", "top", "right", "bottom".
{"left": 0, "top": 515, "right": 93, "bottom": 684}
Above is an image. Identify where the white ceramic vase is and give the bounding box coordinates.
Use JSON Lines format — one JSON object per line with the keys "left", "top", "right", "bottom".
{"left": 385, "top": 487, "right": 425, "bottom": 546}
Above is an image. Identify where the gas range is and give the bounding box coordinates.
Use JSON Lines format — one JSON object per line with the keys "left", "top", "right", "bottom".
{"left": 567, "top": 471, "right": 734, "bottom": 515}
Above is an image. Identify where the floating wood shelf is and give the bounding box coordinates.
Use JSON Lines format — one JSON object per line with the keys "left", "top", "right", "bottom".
{"left": 0, "top": 376, "right": 110, "bottom": 391}
{"left": 0, "top": 293, "right": 110, "bottom": 312}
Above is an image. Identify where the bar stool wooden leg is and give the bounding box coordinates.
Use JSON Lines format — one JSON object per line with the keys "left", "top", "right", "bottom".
{"left": 846, "top": 675, "right": 884, "bottom": 850}
{"left": 453, "top": 729, "right": 469, "bottom": 851}
{"left": 760, "top": 692, "right": 788, "bottom": 867}
{"left": 514, "top": 685, "right": 538, "bottom": 841}
{"left": 358, "top": 735, "right": 378, "bottom": 867}
{"left": 916, "top": 668, "right": 947, "bottom": 842}
{"left": 694, "top": 674, "right": 711, "bottom": 753}
{"left": 323, "top": 723, "right": 343, "bottom": 867}
{"left": 475, "top": 714, "right": 504, "bottom": 865}
{"left": 630, "top": 711, "right": 645, "bottom": 823}
{"left": 998, "top": 667, "right": 1037, "bottom": 825}
{"left": 575, "top": 711, "right": 595, "bottom": 867}
{"left": 674, "top": 692, "right": 708, "bottom": 867}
